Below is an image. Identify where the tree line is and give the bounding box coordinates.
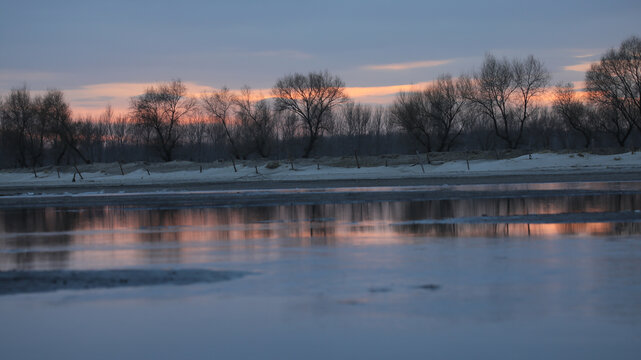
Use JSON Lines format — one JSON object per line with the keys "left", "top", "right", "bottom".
{"left": 1, "top": 36, "right": 640, "bottom": 168}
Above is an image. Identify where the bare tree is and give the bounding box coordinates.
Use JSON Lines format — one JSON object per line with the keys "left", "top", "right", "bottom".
{"left": 466, "top": 111, "right": 495, "bottom": 150}
{"left": 76, "top": 115, "right": 108, "bottom": 163}
{"left": 598, "top": 105, "right": 633, "bottom": 147}
{"left": 0, "top": 96, "right": 6, "bottom": 166}
{"left": 205, "top": 122, "right": 226, "bottom": 157}
{"left": 201, "top": 87, "right": 241, "bottom": 158}
{"left": 275, "top": 111, "right": 300, "bottom": 158}
{"left": 368, "top": 105, "right": 386, "bottom": 137}
{"left": 38, "top": 90, "right": 90, "bottom": 164}
{"left": 368, "top": 105, "right": 389, "bottom": 154}
{"left": 272, "top": 71, "right": 349, "bottom": 158}
{"left": 391, "top": 75, "right": 467, "bottom": 152}
{"left": 130, "top": 80, "right": 196, "bottom": 161}
{"left": 553, "top": 83, "right": 596, "bottom": 148}
{"left": 341, "top": 102, "right": 371, "bottom": 153}
{"left": 525, "top": 107, "right": 566, "bottom": 149}
{"left": 182, "top": 111, "right": 208, "bottom": 162}
{"left": 234, "top": 86, "right": 275, "bottom": 157}
{"left": 390, "top": 91, "right": 424, "bottom": 150}
{"left": 109, "top": 113, "right": 131, "bottom": 161}
{"left": 585, "top": 36, "right": 641, "bottom": 133}
{"left": 0, "top": 86, "right": 45, "bottom": 167}
{"left": 462, "top": 54, "right": 550, "bottom": 149}
{"left": 425, "top": 75, "right": 468, "bottom": 151}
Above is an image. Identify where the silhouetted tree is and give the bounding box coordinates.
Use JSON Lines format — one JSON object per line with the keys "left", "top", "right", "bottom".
{"left": 182, "top": 111, "right": 208, "bottom": 162}
{"left": 586, "top": 36, "right": 641, "bottom": 133}
{"left": 76, "top": 116, "right": 108, "bottom": 163}
{"left": 201, "top": 87, "right": 241, "bottom": 158}
{"left": 108, "top": 112, "right": 131, "bottom": 161}
{"left": 341, "top": 102, "right": 371, "bottom": 153}
{"left": 391, "top": 75, "right": 468, "bottom": 152}
{"left": 234, "top": 86, "right": 275, "bottom": 157}
{"left": 130, "top": 80, "right": 196, "bottom": 161}
{"left": 0, "top": 87, "right": 45, "bottom": 167}
{"left": 425, "top": 75, "right": 469, "bottom": 151}
{"left": 0, "top": 97, "right": 6, "bottom": 166}
{"left": 598, "top": 105, "right": 633, "bottom": 147}
{"left": 390, "top": 91, "right": 423, "bottom": 149}
{"left": 524, "top": 107, "right": 566, "bottom": 149}
{"left": 462, "top": 54, "right": 550, "bottom": 149}
{"left": 272, "top": 71, "right": 349, "bottom": 157}
{"left": 275, "top": 111, "right": 300, "bottom": 158}
{"left": 553, "top": 83, "right": 595, "bottom": 148}
{"left": 368, "top": 105, "right": 387, "bottom": 153}
{"left": 40, "top": 90, "right": 90, "bottom": 164}
{"left": 368, "top": 105, "right": 386, "bottom": 136}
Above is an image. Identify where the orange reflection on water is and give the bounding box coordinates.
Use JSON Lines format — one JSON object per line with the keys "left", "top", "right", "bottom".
{"left": 1, "top": 193, "right": 641, "bottom": 270}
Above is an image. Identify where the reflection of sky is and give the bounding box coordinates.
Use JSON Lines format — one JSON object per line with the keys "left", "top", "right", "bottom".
{"left": 2, "top": 193, "right": 641, "bottom": 360}
{"left": 1, "top": 193, "right": 641, "bottom": 270}
{"left": 1, "top": 0, "right": 639, "bottom": 115}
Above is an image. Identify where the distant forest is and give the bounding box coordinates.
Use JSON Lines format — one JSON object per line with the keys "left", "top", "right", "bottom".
{"left": 1, "top": 36, "right": 639, "bottom": 169}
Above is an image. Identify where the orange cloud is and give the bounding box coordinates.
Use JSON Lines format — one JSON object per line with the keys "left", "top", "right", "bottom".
{"left": 344, "top": 81, "right": 435, "bottom": 104}
{"left": 363, "top": 59, "right": 453, "bottom": 71}
{"left": 574, "top": 53, "right": 597, "bottom": 59}
{"left": 346, "top": 81, "right": 433, "bottom": 97}
{"left": 564, "top": 61, "right": 598, "bottom": 72}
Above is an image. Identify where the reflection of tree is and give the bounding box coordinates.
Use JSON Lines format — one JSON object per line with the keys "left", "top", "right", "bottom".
{"left": 301, "top": 204, "right": 336, "bottom": 246}
{"left": 389, "top": 194, "right": 641, "bottom": 238}
{"left": 1, "top": 207, "right": 80, "bottom": 270}
{"left": 4, "top": 193, "right": 641, "bottom": 270}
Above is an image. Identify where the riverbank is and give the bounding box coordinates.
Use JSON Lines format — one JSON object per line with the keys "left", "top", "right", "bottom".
{"left": 1, "top": 151, "right": 641, "bottom": 208}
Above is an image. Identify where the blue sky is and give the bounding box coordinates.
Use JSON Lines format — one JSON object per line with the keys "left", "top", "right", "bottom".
{"left": 1, "top": 0, "right": 640, "bottom": 114}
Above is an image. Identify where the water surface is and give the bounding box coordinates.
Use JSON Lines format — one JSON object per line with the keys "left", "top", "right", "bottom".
{"left": 1, "top": 183, "right": 640, "bottom": 359}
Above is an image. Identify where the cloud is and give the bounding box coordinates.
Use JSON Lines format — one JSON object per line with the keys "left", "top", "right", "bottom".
{"left": 574, "top": 53, "right": 597, "bottom": 59}
{"left": 65, "top": 83, "right": 153, "bottom": 99}
{"left": 563, "top": 61, "right": 598, "bottom": 72}
{"left": 344, "top": 82, "right": 433, "bottom": 102}
{"left": 363, "top": 59, "right": 454, "bottom": 71}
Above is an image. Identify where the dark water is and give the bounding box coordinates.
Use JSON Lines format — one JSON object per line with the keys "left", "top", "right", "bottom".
{"left": 1, "top": 185, "right": 641, "bottom": 359}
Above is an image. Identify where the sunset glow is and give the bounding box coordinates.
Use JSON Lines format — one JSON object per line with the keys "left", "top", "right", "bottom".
{"left": 2, "top": 1, "right": 637, "bottom": 117}
{"left": 2, "top": 2, "right": 641, "bottom": 359}
{"left": 67, "top": 81, "right": 441, "bottom": 116}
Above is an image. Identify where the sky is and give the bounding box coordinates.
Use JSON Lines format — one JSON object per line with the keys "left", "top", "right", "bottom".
{"left": 1, "top": 0, "right": 640, "bottom": 116}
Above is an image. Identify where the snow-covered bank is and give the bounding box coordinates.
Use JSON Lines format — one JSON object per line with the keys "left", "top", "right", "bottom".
{"left": 1, "top": 152, "right": 640, "bottom": 191}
